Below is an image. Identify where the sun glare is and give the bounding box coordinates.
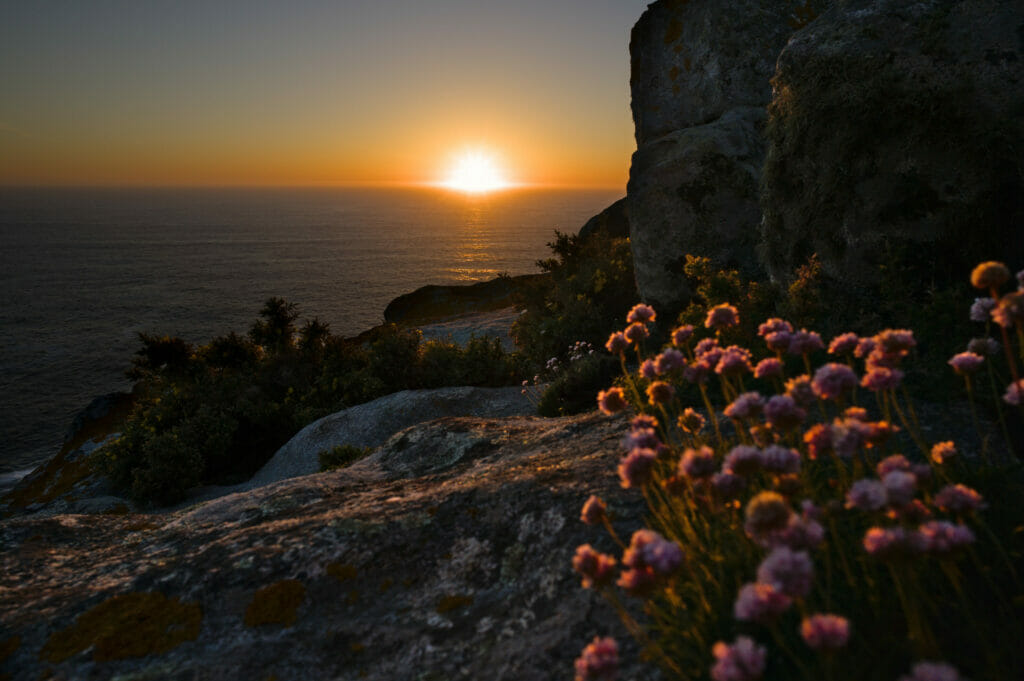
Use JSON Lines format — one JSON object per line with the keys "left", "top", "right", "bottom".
{"left": 441, "top": 150, "right": 510, "bottom": 193}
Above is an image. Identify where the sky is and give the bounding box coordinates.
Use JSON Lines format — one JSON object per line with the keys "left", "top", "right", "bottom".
{"left": 0, "top": 0, "right": 652, "bottom": 188}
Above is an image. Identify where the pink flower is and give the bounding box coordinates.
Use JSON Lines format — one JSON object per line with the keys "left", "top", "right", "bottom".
{"left": 970, "top": 297, "right": 996, "bottom": 322}
{"left": 899, "top": 661, "right": 964, "bottom": 681}
{"left": 626, "top": 303, "right": 656, "bottom": 324}
{"left": 655, "top": 348, "right": 686, "bottom": 374}
{"left": 630, "top": 414, "right": 659, "bottom": 430}
{"left": 581, "top": 495, "right": 607, "bottom": 525}
{"left": 948, "top": 352, "right": 984, "bottom": 375}
{"left": 672, "top": 325, "right": 695, "bottom": 346}
{"left": 734, "top": 582, "right": 792, "bottom": 622}
{"left": 724, "top": 392, "right": 764, "bottom": 420}
{"left": 774, "top": 514, "right": 825, "bottom": 551}
{"left": 812, "top": 363, "right": 858, "bottom": 400}
{"left": 918, "top": 521, "right": 975, "bottom": 553}
{"left": 758, "top": 318, "right": 794, "bottom": 337}
{"left": 854, "top": 337, "right": 876, "bottom": 358}
{"left": 616, "top": 566, "right": 657, "bottom": 596}
{"left": 680, "top": 446, "right": 717, "bottom": 479}
{"left": 622, "top": 529, "right": 684, "bottom": 575}
{"left": 605, "top": 331, "right": 629, "bottom": 354}
{"left": 967, "top": 336, "right": 1000, "bottom": 356}
{"left": 725, "top": 445, "right": 763, "bottom": 476}
{"left": 803, "top": 423, "right": 832, "bottom": 459}
{"left": 764, "top": 395, "right": 806, "bottom": 431}
{"left": 597, "top": 387, "right": 628, "bottom": 415}
{"left": 876, "top": 454, "right": 911, "bottom": 477}
{"left": 705, "top": 303, "right": 740, "bottom": 329}
{"left": 876, "top": 328, "right": 917, "bottom": 354}
{"left": 716, "top": 346, "right": 754, "bottom": 376}
{"left": 1003, "top": 379, "right": 1024, "bottom": 405}
{"left": 678, "top": 408, "right": 706, "bottom": 433}
{"left": 882, "top": 470, "right": 917, "bottom": 506}
{"left": 764, "top": 331, "right": 793, "bottom": 353}
{"left": 618, "top": 448, "right": 656, "bottom": 488}
{"left": 800, "top": 614, "right": 850, "bottom": 651}
{"left": 624, "top": 427, "right": 661, "bottom": 451}
{"left": 861, "top": 366, "right": 904, "bottom": 391}
{"left": 970, "top": 261, "right": 1010, "bottom": 289}
{"left": 930, "top": 441, "right": 957, "bottom": 463}
{"left": 846, "top": 479, "right": 887, "bottom": 511}
{"left": 694, "top": 337, "right": 721, "bottom": 358}
{"left": 785, "top": 375, "right": 816, "bottom": 407}
{"left": 863, "top": 526, "right": 923, "bottom": 557}
{"left": 711, "top": 637, "right": 767, "bottom": 681}
{"left": 624, "top": 322, "right": 649, "bottom": 344}
{"left": 574, "top": 637, "right": 619, "bottom": 681}
{"left": 756, "top": 546, "right": 813, "bottom": 598}
{"left": 572, "top": 545, "right": 617, "bottom": 589}
{"left": 788, "top": 329, "right": 824, "bottom": 356}
{"left": 639, "top": 359, "right": 658, "bottom": 380}
{"left": 828, "top": 332, "right": 860, "bottom": 355}
{"left": 754, "top": 357, "right": 783, "bottom": 380}
{"left": 934, "top": 484, "right": 985, "bottom": 512}
{"left": 646, "top": 380, "right": 675, "bottom": 405}
{"left": 744, "top": 491, "right": 793, "bottom": 540}
{"left": 760, "top": 445, "right": 801, "bottom": 475}
{"left": 844, "top": 406, "right": 868, "bottom": 421}
{"left": 712, "top": 471, "right": 746, "bottom": 499}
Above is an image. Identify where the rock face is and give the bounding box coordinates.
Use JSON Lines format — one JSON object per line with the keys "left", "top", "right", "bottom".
{"left": 627, "top": 0, "right": 830, "bottom": 309}
{"left": 383, "top": 274, "right": 547, "bottom": 325}
{"left": 760, "top": 0, "right": 1024, "bottom": 287}
{"left": 0, "top": 413, "right": 657, "bottom": 681}
{"left": 577, "top": 197, "right": 630, "bottom": 240}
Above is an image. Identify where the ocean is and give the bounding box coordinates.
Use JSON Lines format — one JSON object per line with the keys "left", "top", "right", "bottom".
{"left": 0, "top": 185, "right": 623, "bottom": 477}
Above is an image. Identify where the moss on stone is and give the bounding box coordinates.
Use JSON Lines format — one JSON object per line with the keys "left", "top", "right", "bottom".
{"left": 40, "top": 592, "right": 201, "bottom": 663}
{"left": 244, "top": 580, "right": 306, "bottom": 628}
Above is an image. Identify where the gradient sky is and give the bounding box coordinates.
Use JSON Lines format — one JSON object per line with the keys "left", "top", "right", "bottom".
{"left": 0, "top": 0, "right": 652, "bottom": 188}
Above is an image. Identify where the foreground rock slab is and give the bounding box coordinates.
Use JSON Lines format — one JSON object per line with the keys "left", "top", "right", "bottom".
{"left": 0, "top": 413, "right": 658, "bottom": 681}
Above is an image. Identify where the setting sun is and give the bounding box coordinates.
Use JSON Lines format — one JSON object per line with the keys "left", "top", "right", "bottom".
{"left": 441, "top": 150, "right": 511, "bottom": 193}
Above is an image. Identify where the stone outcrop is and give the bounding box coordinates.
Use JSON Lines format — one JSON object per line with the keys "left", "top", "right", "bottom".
{"left": 760, "top": 0, "right": 1024, "bottom": 288}
{"left": 383, "top": 274, "right": 547, "bottom": 325}
{"left": 627, "top": 0, "right": 830, "bottom": 309}
{"left": 577, "top": 197, "right": 630, "bottom": 240}
{"left": 0, "top": 413, "right": 657, "bottom": 681}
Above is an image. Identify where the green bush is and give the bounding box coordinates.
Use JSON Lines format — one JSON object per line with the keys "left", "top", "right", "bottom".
{"left": 318, "top": 444, "right": 372, "bottom": 472}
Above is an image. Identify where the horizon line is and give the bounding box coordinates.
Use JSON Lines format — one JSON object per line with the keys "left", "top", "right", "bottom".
{"left": 0, "top": 180, "right": 627, "bottom": 192}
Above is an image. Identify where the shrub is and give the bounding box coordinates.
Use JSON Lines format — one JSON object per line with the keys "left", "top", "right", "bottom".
{"left": 318, "top": 444, "right": 371, "bottom": 472}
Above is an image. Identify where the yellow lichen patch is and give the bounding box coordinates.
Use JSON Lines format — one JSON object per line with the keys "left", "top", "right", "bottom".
{"left": 244, "top": 580, "right": 306, "bottom": 628}
{"left": 663, "top": 17, "right": 683, "bottom": 45}
{"left": 435, "top": 594, "right": 474, "bottom": 614}
{"left": 0, "top": 635, "right": 20, "bottom": 663}
{"left": 326, "top": 562, "right": 358, "bottom": 583}
{"left": 40, "top": 592, "right": 201, "bottom": 663}
{"left": 669, "top": 65, "right": 681, "bottom": 82}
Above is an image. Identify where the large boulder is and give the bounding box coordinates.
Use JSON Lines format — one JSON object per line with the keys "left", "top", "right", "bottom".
{"left": 760, "top": 0, "right": 1024, "bottom": 288}
{"left": 627, "top": 107, "right": 767, "bottom": 307}
{"left": 578, "top": 197, "right": 630, "bottom": 240}
{"left": 627, "top": 0, "right": 830, "bottom": 309}
{"left": 0, "top": 413, "right": 657, "bottom": 681}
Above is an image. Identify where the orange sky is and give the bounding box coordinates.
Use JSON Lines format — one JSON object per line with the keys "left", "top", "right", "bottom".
{"left": 0, "top": 1, "right": 649, "bottom": 188}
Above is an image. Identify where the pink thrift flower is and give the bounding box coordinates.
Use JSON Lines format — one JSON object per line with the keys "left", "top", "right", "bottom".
{"left": 622, "top": 529, "right": 683, "bottom": 575}
{"left": 854, "top": 337, "right": 876, "bottom": 358}
{"left": 764, "top": 331, "right": 793, "bottom": 353}
{"left": 758, "top": 318, "right": 794, "bottom": 337}
{"left": 788, "top": 329, "right": 824, "bottom": 356}
{"left": 754, "top": 357, "right": 783, "bottom": 380}
{"left": 646, "top": 380, "right": 675, "bottom": 405}
{"left": 934, "top": 484, "right": 985, "bottom": 512}
{"left": 785, "top": 375, "right": 816, "bottom": 407}
{"left": 948, "top": 352, "right": 984, "bottom": 375}
{"left": 882, "top": 470, "right": 917, "bottom": 507}
{"left": 900, "top": 661, "right": 964, "bottom": 681}
{"left": 734, "top": 582, "right": 792, "bottom": 622}
{"left": 861, "top": 366, "right": 904, "bottom": 391}
{"left": 694, "top": 337, "right": 720, "bottom": 357}
{"left": 970, "top": 297, "right": 996, "bottom": 322}
{"left": 812, "top": 363, "right": 858, "bottom": 400}
{"left": 967, "top": 336, "right": 1000, "bottom": 356}
{"left": 597, "top": 387, "right": 628, "bottom": 415}
{"left": 800, "top": 614, "right": 850, "bottom": 651}
{"left": 678, "top": 408, "right": 705, "bottom": 433}
{"left": 725, "top": 445, "right": 763, "bottom": 476}
{"left": 616, "top": 566, "right": 657, "bottom": 596}
{"left": 716, "top": 346, "right": 754, "bottom": 376}
{"left": 705, "top": 303, "right": 740, "bottom": 329}
{"left": 745, "top": 491, "right": 793, "bottom": 542}
{"left": 572, "top": 545, "right": 617, "bottom": 589}
{"left": 863, "top": 526, "right": 923, "bottom": 557}
{"left": 574, "top": 636, "right": 619, "bottom": 681}
{"left": 828, "top": 332, "right": 860, "bottom": 355}
{"left": 764, "top": 394, "right": 806, "bottom": 431}
{"left": 844, "top": 406, "right": 869, "bottom": 421}
{"left": 712, "top": 471, "right": 746, "bottom": 499}
{"left": 1003, "top": 379, "right": 1024, "bottom": 405}
{"left": 918, "top": 521, "right": 975, "bottom": 553}
{"left": 639, "top": 359, "right": 658, "bottom": 380}
{"left": 760, "top": 445, "right": 801, "bottom": 475}
{"left": 624, "top": 322, "right": 649, "bottom": 344}
{"left": 803, "top": 423, "right": 832, "bottom": 459}
{"left": 724, "top": 392, "right": 764, "bottom": 420}
{"left": 672, "top": 324, "right": 695, "bottom": 346}
{"left": 876, "top": 454, "right": 911, "bottom": 477}
{"left": 684, "top": 359, "right": 712, "bottom": 384}
{"left": 846, "top": 479, "right": 888, "bottom": 511}
{"left": 711, "top": 637, "right": 767, "bottom": 681}
{"left": 624, "top": 427, "right": 660, "bottom": 451}
{"left": 630, "top": 414, "right": 659, "bottom": 430}
{"left": 618, "top": 448, "right": 656, "bottom": 488}
{"left": 774, "top": 514, "right": 825, "bottom": 551}
{"left": 875, "top": 328, "right": 917, "bottom": 354}
{"left": 757, "top": 546, "right": 813, "bottom": 598}
{"left": 680, "top": 446, "right": 717, "bottom": 479}
{"left": 655, "top": 348, "right": 686, "bottom": 374}
{"left": 971, "top": 261, "right": 1011, "bottom": 289}
{"left": 829, "top": 420, "right": 864, "bottom": 458}
{"left": 580, "top": 495, "right": 607, "bottom": 525}
{"left": 605, "top": 331, "right": 629, "bottom": 354}
{"left": 626, "top": 303, "right": 656, "bottom": 324}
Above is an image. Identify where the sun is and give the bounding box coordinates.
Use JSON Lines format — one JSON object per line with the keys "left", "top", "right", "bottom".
{"left": 441, "top": 150, "right": 510, "bottom": 193}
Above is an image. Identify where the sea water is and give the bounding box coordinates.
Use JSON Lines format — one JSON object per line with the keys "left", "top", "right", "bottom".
{"left": 0, "top": 185, "right": 622, "bottom": 476}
